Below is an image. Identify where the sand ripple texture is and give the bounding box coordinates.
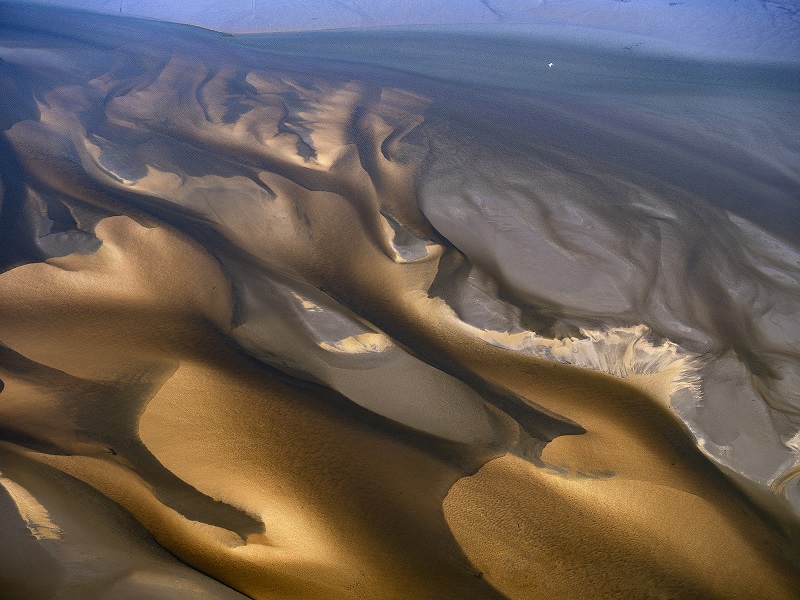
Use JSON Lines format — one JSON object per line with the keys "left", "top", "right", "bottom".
{"left": 1, "top": 5, "right": 799, "bottom": 599}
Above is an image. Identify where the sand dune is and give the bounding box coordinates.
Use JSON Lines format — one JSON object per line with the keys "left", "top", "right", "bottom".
{"left": 1, "top": 5, "right": 799, "bottom": 599}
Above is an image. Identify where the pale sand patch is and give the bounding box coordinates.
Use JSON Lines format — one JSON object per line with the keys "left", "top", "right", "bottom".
{"left": 132, "top": 354, "right": 507, "bottom": 599}
{"left": 0, "top": 472, "right": 62, "bottom": 540}
{"left": 0, "top": 215, "right": 232, "bottom": 381}
{"left": 445, "top": 453, "right": 800, "bottom": 600}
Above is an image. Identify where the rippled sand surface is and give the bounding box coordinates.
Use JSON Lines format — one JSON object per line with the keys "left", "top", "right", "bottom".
{"left": 1, "top": 5, "right": 799, "bottom": 599}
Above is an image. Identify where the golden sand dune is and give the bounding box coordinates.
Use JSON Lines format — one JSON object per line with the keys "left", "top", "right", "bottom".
{"left": 1, "top": 5, "right": 799, "bottom": 599}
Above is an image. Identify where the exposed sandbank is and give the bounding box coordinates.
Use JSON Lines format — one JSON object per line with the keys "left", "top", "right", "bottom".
{"left": 1, "top": 5, "right": 799, "bottom": 598}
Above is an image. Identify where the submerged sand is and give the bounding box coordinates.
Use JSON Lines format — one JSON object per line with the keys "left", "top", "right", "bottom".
{"left": 1, "top": 5, "right": 799, "bottom": 599}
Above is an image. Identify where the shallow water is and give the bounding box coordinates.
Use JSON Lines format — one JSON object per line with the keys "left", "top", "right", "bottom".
{"left": 1, "top": 5, "right": 799, "bottom": 599}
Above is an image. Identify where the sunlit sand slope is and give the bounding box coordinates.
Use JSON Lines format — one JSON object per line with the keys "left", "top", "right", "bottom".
{"left": 1, "top": 5, "right": 799, "bottom": 599}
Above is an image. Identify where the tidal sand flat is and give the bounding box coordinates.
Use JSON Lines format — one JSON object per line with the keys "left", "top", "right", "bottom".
{"left": 1, "top": 4, "right": 799, "bottom": 598}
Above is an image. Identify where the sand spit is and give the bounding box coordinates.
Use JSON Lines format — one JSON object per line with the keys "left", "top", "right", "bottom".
{"left": 1, "top": 5, "right": 800, "bottom": 599}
